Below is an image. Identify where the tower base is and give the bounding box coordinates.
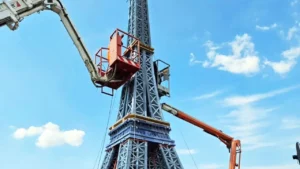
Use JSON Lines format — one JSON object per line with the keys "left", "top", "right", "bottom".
{"left": 101, "top": 139, "right": 183, "bottom": 169}
{"left": 100, "top": 115, "right": 184, "bottom": 169}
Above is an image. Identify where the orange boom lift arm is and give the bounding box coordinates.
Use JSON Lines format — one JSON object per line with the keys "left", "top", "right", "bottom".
{"left": 161, "top": 103, "right": 242, "bottom": 169}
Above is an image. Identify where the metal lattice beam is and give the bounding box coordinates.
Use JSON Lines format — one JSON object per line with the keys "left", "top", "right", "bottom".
{"left": 101, "top": 148, "right": 117, "bottom": 169}
{"left": 160, "top": 145, "right": 184, "bottom": 169}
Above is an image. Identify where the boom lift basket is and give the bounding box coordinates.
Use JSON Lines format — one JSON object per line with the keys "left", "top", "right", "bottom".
{"left": 95, "top": 29, "right": 141, "bottom": 92}
{"left": 154, "top": 59, "right": 170, "bottom": 98}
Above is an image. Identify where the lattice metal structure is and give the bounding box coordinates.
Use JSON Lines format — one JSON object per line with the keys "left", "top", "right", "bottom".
{"left": 100, "top": 0, "right": 184, "bottom": 168}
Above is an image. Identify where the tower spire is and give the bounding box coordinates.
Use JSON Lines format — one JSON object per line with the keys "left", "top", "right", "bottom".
{"left": 100, "top": 1, "right": 184, "bottom": 168}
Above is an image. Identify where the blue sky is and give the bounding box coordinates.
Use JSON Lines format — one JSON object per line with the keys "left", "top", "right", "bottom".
{"left": 1, "top": 0, "right": 300, "bottom": 169}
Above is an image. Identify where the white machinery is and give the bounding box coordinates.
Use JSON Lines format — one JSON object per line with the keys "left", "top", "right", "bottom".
{"left": 0, "top": 0, "right": 141, "bottom": 94}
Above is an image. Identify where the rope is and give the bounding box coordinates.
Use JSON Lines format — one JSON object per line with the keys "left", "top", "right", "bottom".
{"left": 133, "top": 101, "right": 136, "bottom": 141}
{"left": 179, "top": 129, "right": 199, "bottom": 169}
{"left": 92, "top": 92, "right": 117, "bottom": 169}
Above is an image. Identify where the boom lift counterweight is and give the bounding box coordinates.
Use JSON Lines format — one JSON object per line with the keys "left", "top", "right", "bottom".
{"left": 161, "top": 103, "right": 242, "bottom": 169}
{"left": 0, "top": 0, "right": 141, "bottom": 95}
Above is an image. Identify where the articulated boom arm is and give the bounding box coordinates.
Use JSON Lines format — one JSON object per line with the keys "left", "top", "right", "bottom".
{"left": 0, "top": 0, "right": 124, "bottom": 87}
{"left": 161, "top": 103, "right": 242, "bottom": 169}
{"left": 293, "top": 142, "right": 300, "bottom": 165}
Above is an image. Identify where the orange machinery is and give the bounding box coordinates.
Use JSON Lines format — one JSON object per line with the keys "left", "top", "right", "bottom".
{"left": 161, "top": 103, "right": 242, "bottom": 169}
{"left": 95, "top": 29, "right": 141, "bottom": 94}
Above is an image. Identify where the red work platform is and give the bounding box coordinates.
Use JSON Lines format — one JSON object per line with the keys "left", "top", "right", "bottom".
{"left": 94, "top": 29, "right": 141, "bottom": 93}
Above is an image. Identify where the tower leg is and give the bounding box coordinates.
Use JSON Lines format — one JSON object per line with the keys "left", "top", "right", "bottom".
{"left": 116, "top": 139, "right": 148, "bottom": 169}
{"left": 103, "top": 141, "right": 183, "bottom": 169}
{"left": 145, "top": 51, "right": 163, "bottom": 120}
{"left": 101, "top": 148, "right": 117, "bottom": 169}
{"left": 149, "top": 145, "right": 168, "bottom": 169}
{"left": 159, "top": 145, "right": 184, "bottom": 169}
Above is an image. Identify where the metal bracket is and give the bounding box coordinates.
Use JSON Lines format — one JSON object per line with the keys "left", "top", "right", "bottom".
{"left": 6, "top": 21, "right": 18, "bottom": 30}
{"left": 101, "top": 86, "right": 114, "bottom": 96}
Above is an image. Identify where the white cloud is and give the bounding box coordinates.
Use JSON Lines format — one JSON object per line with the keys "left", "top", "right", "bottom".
{"left": 9, "top": 125, "right": 16, "bottom": 129}
{"left": 256, "top": 23, "right": 277, "bottom": 31}
{"left": 291, "top": 0, "right": 299, "bottom": 6}
{"left": 257, "top": 22, "right": 300, "bottom": 75}
{"left": 243, "top": 164, "right": 299, "bottom": 169}
{"left": 222, "top": 105, "right": 277, "bottom": 151}
{"left": 287, "top": 26, "right": 298, "bottom": 40}
{"left": 201, "top": 34, "right": 260, "bottom": 75}
{"left": 281, "top": 117, "right": 300, "bottom": 129}
{"left": 13, "top": 122, "right": 85, "bottom": 148}
{"left": 221, "top": 85, "right": 300, "bottom": 151}
{"left": 223, "top": 85, "right": 300, "bottom": 106}
{"left": 212, "top": 54, "right": 260, "bottom": 74}
{"left": 264, "top": 47, "right": 300, "bottom": 75}
{"left": 279, "top": 22, "right": 300, "bottom": 41}
{"left": 199, "top": 163, "right": 224, "bottom": 169}
{"left": 264, "top": 60, "right": 296, "bottom": 75}
{"left": 177, "top": 149, "right": 197, "bottom": 155}
{"left": 14, "top": 126, "right": 43, "bottom": 139}
{"left": 194, "top": 33, "right": 300, "bottom": 76}
{"left": 282, "top": 47, "right": 300, "bottom": 60}
{"left": 193, "top": 90, "right": 223, "bottom": 100}
{"left": 189, "top": 53, "right": 202, "bottom": 65}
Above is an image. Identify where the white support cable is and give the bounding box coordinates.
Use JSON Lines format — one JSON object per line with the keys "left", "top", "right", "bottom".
{"left": 92, "top": 92, "right": 117, "bottom": 169}
{"left": 178, "top": 128, "right": 199, "bottom": 169}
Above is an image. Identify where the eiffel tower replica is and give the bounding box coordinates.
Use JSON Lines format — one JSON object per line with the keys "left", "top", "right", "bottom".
{"left": 100, "top": 0, "right": 184, "bottom": 168}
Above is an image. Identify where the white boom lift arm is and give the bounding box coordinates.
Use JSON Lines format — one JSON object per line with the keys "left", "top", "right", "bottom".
{"left": 0, "top": 0, "right": 118, "bottom": 87}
